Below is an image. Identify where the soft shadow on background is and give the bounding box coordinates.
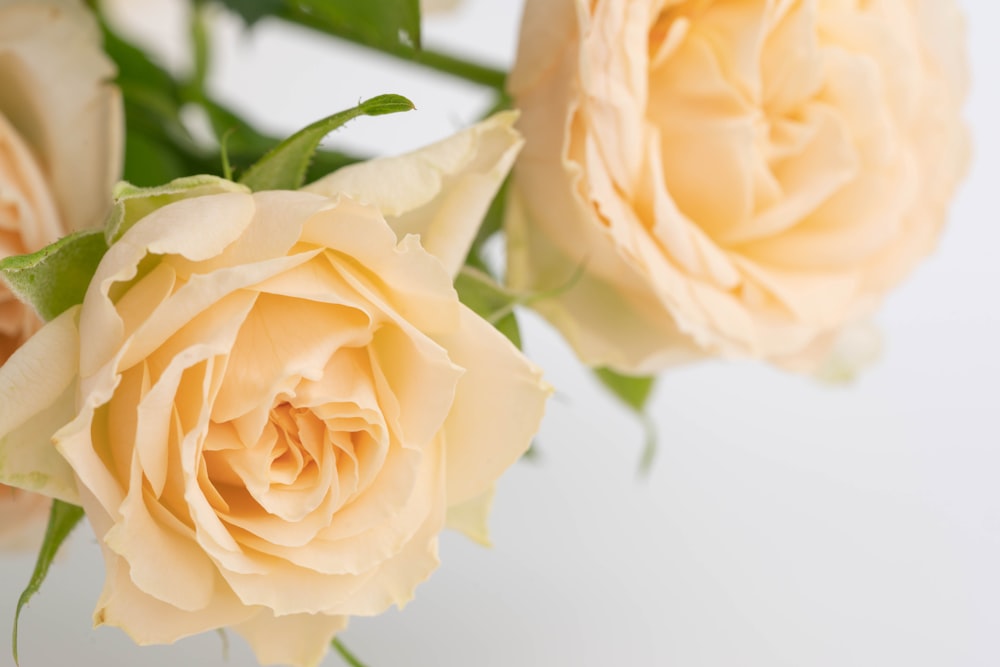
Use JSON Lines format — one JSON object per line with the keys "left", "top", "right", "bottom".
{"left": 1, "top": 1, "right": 997, "bottom": 665}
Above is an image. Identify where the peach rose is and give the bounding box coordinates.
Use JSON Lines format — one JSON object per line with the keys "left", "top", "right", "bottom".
{"left": 0, "top": 114, "right": 546, "bottom": 667}
{"left": 0, "top": 0, "right": 122, "bottom": 363}
{"left": 506, "top": 0, "right": 968, "bottom": 373}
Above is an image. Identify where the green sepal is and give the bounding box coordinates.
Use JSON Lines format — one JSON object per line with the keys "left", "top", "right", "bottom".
{"left": 454, "top": 267, "right": 522, "bottom": 349}
{"left": 215, "top": 629, "right": 231, "bottom": 661}
{"left": 105, "top": 175, "right": 250, "bottom": 245}
{"left": 12, "top": 500, "right": 85, "bottom": 665}
{"left": 594, "top": 368, "right": 658, "bottom": 474}
{"left": 238, "top": 94, "right": 415, "bottom": 192}
{"left": 594, "top": 368, "right": 655, "bottom": 413}
{"left": 0, "top": 231, "right": 108, "bottom": 322}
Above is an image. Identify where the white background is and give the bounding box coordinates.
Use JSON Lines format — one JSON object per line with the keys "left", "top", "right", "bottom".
{"left": 1, "top": 0, "right": 998, "bottom": 665}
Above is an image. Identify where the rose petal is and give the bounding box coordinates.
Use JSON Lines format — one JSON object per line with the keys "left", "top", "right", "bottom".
{"left": 104, "top": 459, "right": 219, "bottom": 612}
{"left": 445, "top": 485, "right": 494, "bottom": 546}
{"left": 0, "top": 0, "right": 122, "bottom": 232}
{"left": 435, "top": 304, "right": 549, "bottom": 505}
{"left": 0, "top": 305, "right": 79, "bottom": 502}
{"left": 0, "top": 113, "right": 61, "bottom": 251}
{"left": 507, "top": 188, "right": 703, "bottom": 372}
{"left": 233, "top": 609, "right": 347, "bottom": 667}
{"left": 305, "top": 112, "right": 523, "bottom": 277}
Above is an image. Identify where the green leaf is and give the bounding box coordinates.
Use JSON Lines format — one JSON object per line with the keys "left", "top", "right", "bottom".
{"left": 123, "top": 130, "right": 190, "bottom": 186}
{"left": 454, "top": 267, "right": 522, "bottom": 348}
{"left": 521, "top": 442, "right": 540, "bottom": 461}
{"left": 594, "top": 368, "right": 658, "bottom": 475}
{"left": 332, "top": 637, "right": 369, "bottom": 667}
{"left": 100, "top": 22, "right": 179, "bottom": 101}
{"left": 214, "top": 0, "right": 284, "bottom": 25}
{"left": 100, "top": 15, "right": 368, "bottom": 185}
{"left": 12, "top": 500, "right": 85, "bottom": 665}
{"left": 238, "top": 94, "right": 415, "bottom": 192}
{"left": 106, "top": 176, "right": 250, "bottom": 244}
{"left": 0, "top": 232, "right": 108, "bottom": 322}
{"left": 190, "top": 2, "right": 212, "bottom": 99}
{"left": 278, "top": 6, "right": 506, "bottom": 89}
{"left": 98, "top": 20, "right": 217, "bottom": 185}
{"left": 594, "top": 368, "right": 655, "bottom": 413}
{"left": 100, "top": 21, "right": 190, "bottom": 146}
{"left": 200, "top": 98, "right": 361, "bottom": 182}
{"left": 289, "top": 0, "right": 421, "bottom": 51}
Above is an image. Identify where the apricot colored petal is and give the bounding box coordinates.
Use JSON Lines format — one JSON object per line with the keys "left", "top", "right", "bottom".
{"left": 435, "top": 304, "right": 549, "bottom": 504}
{"left": 0, "top": 0, "right": 122, "bottom": 232}
{"left": 0, "top": 305, "right": 79, "bottom": 502}
{"left": 234, "top": 610, "right": 347, "bottom": 667}
{"left": 305, "top": 113, "right": 523, "bottom": 277}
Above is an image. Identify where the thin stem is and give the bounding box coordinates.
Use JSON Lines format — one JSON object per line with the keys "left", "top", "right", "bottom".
{"left": 332, "top": 638, "right": 370, "bottom": 667}
{"left": 277, "top": 7, "right": 507, "bottom": 90}
{"left": 637, "top": 412, "right": 658, "bottom": 477}
{"left": 189, "top": 1, "right": 211, "bottom": 101}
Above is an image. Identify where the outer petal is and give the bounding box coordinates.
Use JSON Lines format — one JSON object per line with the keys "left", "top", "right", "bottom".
{"left": 434, "top": 304, "right": 550, "bottom": 505}
{"left": 78, "top": 192, "right": 258, "bottom": 378}
{"left": 83, "top": 477, "right": 258, "bottom": 643}
{"left": 233, "top": 610, "right": 348, "bottom": 667}
{"left": 0, "top": 305, "right": 79, "bottom": 502}
{"left": 445, "top": 485, "right": 494, "bottom": 546}
{"left": 506, "top": 188, "right": 703, "bottom": 373}
{"left": 507, "top": 0, "right": 580, "bottom": 96}
{"left": 0, "top": 112, "right": 62, "bottom": 252}
{"left": 0, "top": 0, "right": 122, "bottom": 232}
{"left": 94, "top": 551, "right": 257, "bottom": 645}
{"left": 304, "top": 112, "right": 523, "bottom": 277}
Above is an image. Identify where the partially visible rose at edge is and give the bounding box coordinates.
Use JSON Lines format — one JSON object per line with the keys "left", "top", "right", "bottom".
{"left": 0, "top": 0, "right": 122, "bottom": 358}
{"left": 0, "top": 112, "right": 547, "bottom": 667}
{"left": 506, "top": 0, "right": 969, "bottom": 375}
{"left": 0, "top": 0, "right": 121, "bottom": 546}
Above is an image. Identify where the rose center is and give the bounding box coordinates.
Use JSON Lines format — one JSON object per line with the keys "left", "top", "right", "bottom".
{"left": 645, "top": 1, "right": 863, "bottom": 248}
{"left": 267, "top": 403, "right": 322, "bottom": 486}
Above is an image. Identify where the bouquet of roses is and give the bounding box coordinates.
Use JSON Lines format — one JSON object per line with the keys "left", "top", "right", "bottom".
{"left": 0, "top": 0, "right": 967, "bottom": 665}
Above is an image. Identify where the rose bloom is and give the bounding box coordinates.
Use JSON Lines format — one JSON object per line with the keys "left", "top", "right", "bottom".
{"left": 0, "top": 0, "right": 122, "bottom": 362}
{"left": 0, "top": 113, "right": 546, "bottom": 667}
{"left": 0, "top": 0, "right": 120, "bottom": 546}
{"left": 506, "top": 0, "right": 968, "bottom": 373}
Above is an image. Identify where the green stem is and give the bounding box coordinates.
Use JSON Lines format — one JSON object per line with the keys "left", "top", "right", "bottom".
{"left": 332, "top": 638, "right": 370, "bottom": 667}
{"left": 189, "top": 1, "right": 211, "bottom": 101}
{"left": 277, "top": 7, "right": 507, "bottom": 90}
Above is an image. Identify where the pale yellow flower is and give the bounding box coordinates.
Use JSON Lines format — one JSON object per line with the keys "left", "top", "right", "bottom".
{"left": 0, "top": 0, "right": 122, "bottom": 362}
{"left": 507, "top": 0, "right": 968, "bottom": 373}
{"left": 0, "top": 113, "right": 546, "bottom": 667}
